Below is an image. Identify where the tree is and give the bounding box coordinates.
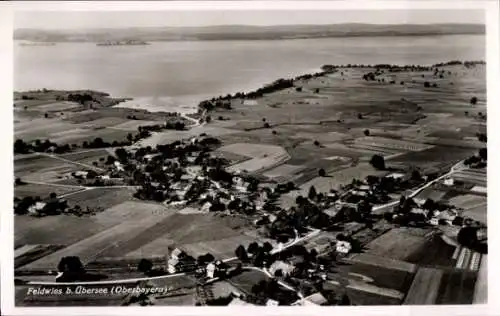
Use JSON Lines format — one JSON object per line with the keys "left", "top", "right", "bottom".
{"left": 262, "top": 242, "right": 273, "bottom": 254}
{"left": 57, "top": 256, "right": 85, "bottom": 274}
{"left": 318, "top": 168, "right": 326, "bottom": 177}
{"left": 470, "top": 96, "right": 478, "bottom": 105}
{"left": 247, "top": 242, "right": 259, "bottom": 255}
{"left": 357, "top": 113, "right": 363, "bottom": 119}
{"left": 235, "top": 245, "right": 248, "bottom": 261}
{"left": 313, "top": 140, "right": 320, "bottom": 147}
{"left": 264, "top": 122, "right": 270, "bottom": 128}
{"left": 369, "top": 154, "right": 385, "bottom": 170}
{"left": 363, "top": 129, "right": 370, "bottom": 136}
{"left": 424, "top": 81, "right": 431, "bottom": 88}
{"left": 49, "top": 192, "right": 57, "bottom": 199}
{"left": 411, "top": 169, "right": 422, "bottom": 181}
{"left": 477, "top": 133, "right": 487, "bottom": 142}
{"left": 138, "top": 259, "right": 153, "bottom": 274}
{"left": 308, "top": 186, "right": 317, "bottom": 200}
{"left": 479, "top": 148, "right": 487, "bottom": 161}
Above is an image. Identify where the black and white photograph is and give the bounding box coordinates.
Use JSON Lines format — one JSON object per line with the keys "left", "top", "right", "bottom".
{"left": 1, "top": 1, "right": 497, "bottom": 314}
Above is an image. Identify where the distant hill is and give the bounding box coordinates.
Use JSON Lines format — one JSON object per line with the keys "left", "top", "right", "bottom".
{"left": 14, "top": 23, "right": 485, "bottom": 42}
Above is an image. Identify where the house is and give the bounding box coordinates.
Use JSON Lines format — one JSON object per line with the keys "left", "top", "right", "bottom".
{"left": 206, "top": 262, "right": 216, "bottom": 278}
{"left": 410, "top": 208, "right": 427, "bottom": 216}
{"left": 266, "top": 299, "right": 279, "bottom": 306}
{"left": 73, "top": 171, "right": 88, "bottom": 178}
{"left": 323, "top": 207, "right": 339, "bottom": 218}
{"left": 114, "top": 161, "right": 124, "bottom": 171}
{"left": 98, "top": 175, "right": 110, "bottom": 180}
{"left": 336, "top": 241, "right": 352, "bottom": 254}
{"left": 269, "top": 260, "right": 295, "bottom": 277}
{"left": 430, "top": 218, "right": 439, "bottom": 226}
{"left": 444, "top": 178, "right": 454, "bottom": 186}
{"left": 358, "top": 185, "right": 371, "bottom": 192}
{"left": 386, "top": 172, "right": 405, "bottom": 180}
{"left": 28, "top": 202, "right": 46, "bottom": 215}
{"left": 201, "top": 202, "right": 212, "bottom": 213}
{"left": 167, "top": 248, "right": 196, "bottom": 274}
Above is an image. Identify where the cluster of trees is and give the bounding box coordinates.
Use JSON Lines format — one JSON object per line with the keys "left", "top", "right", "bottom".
{"left": 457, "top": 226, "right": 487, "bottom": 254}
{"left": 369, "top": 154, "right": 385, "bottom": 170}
{"left": 464, "top": 147, "right": 487, "bottom": 168}
{"left": 14, "top": 139, "right": 71, "bottom": 155}
{"left": 67, "top": 93, "right": 94, "bottom": 105}
{"left": 250, "top": 279, "right": 299, "bottom": 306}
{"left": 14, "top": 193, "right": 68, "bottom": 216}
{"left": 56, "top": 256, "right": 107, "bottom": 282}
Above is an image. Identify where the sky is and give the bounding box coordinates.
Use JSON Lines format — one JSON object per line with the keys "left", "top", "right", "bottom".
{"left": 14, "top": 9, "right": 485, "bottom": 30}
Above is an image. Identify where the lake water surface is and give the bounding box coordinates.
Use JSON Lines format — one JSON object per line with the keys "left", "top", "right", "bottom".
{"left": 15, "top": 35, "right": 485, "bottom": 113}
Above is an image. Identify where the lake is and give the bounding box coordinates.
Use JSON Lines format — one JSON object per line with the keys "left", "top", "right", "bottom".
{"left": 14, "top": 35, "right": 485, "bottom": 113}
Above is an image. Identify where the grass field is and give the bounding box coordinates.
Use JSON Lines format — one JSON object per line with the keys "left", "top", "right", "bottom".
{"left": 138, "top": 126, "right": 237, "bottom": 147}
{"left": 63, "top": 187, "right": 136, "bottom": 210}
{"left": 435, "top": 269, "right": 478, "bottom": 304}
{"left": 123, "top": 213, "right": 251, "bottom": 259}
{"left": 20, "top": 204, "right": 176, "bottom": 270}
{"left": 284, "top": 163, "right": 387, "bottom": 201}
{"left": 404, "top": 267, "right": 443, "bottom": 305}
{"left": 15, "top": 183, "right": 83, "bottom": 199}
{"left": 337, "top": 257, "right": 415, "bottom": 293}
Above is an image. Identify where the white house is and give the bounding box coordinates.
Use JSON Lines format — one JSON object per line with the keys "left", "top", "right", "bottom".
{"left": 269, "top": 260, "right": 295, "bottom": 277}
{"left": 336, "top": 241, "right": 352, "bottom": 254}
{"left": 266, "top": 299, "right": 279, "bottom": 306}
{"left": 74, "top": 171, "right": 89, "bottom": 178}
{"left": 114, "top": 161, "right": 124, "bottom": 171}
{"left": 28, "top": 202, "right": 46, "bottom": 215}
{"left": 206, "top": 263, "right": 216, "bottom": 278}
{"left": 444, "top": 178, "right": 454, "bottom": 186}
{"left": 201, "top": 202, "right": 212, "bottom": 213}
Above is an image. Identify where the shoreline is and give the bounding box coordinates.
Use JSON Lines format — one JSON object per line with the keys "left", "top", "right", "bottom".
{"left": 14, "top": 59, "right": 485, "bottom": 121}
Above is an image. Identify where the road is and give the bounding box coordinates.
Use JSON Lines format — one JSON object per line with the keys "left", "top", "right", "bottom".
{"left": 371, "top": 160, "right": 464, "bottom": 214}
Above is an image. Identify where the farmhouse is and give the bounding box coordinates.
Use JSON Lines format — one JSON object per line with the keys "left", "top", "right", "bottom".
{"left": 266, "top": 299, "right": 279, "bottom": 306}
{"left": 28, "top": 202, "right": 46, "bottom": 215}
{"left": 336, "top": 241, "right": 352, "bottom": 254}
{"left": 167, "top": 248, "right": 196, "bottom": 274}
{"left": 206, "top": 262, "right": 216, "bottom": 278}
{"left": 444, "top": 178, "right": 454, "bottom": 186}
{"left": 269, "top": 260, "right": 295, "bottom": 277}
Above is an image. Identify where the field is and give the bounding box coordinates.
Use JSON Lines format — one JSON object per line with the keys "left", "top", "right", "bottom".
{"left": 14, "top": 200, "right": 156, "bottom": 248}
{"left": 137, "top": 125, "right": 237, "bottom": 146}
{"left": 337, "top": 256, "right": 416, "bottom": 293}
{"left": 404, "top": 267, "right": 444, "bottom": 305}
{"left": 448, "top": 194, "right": 487, "bottom": 223}
{"left": 434, "top": 269, "right": 478, "bottom": 304}
{"left": 19, "top": 203, "right": 176, "bottom": 270}
{"left": 364, "top": 228, "right": 434, "bottom": 261}
{"left": 63, "top": 187, "right": 136, "bottom": 210}
{"left": 221, "top": 143, "right": 290, "bottom": 174}
{"left": 15, "top": 183, "right": 83, "bottom": 199}
{"left": 122, "top": 213, "right": 252, "bottom": 260}
{"left": 283, "top": 163, "right": 388, "bottom": 202}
